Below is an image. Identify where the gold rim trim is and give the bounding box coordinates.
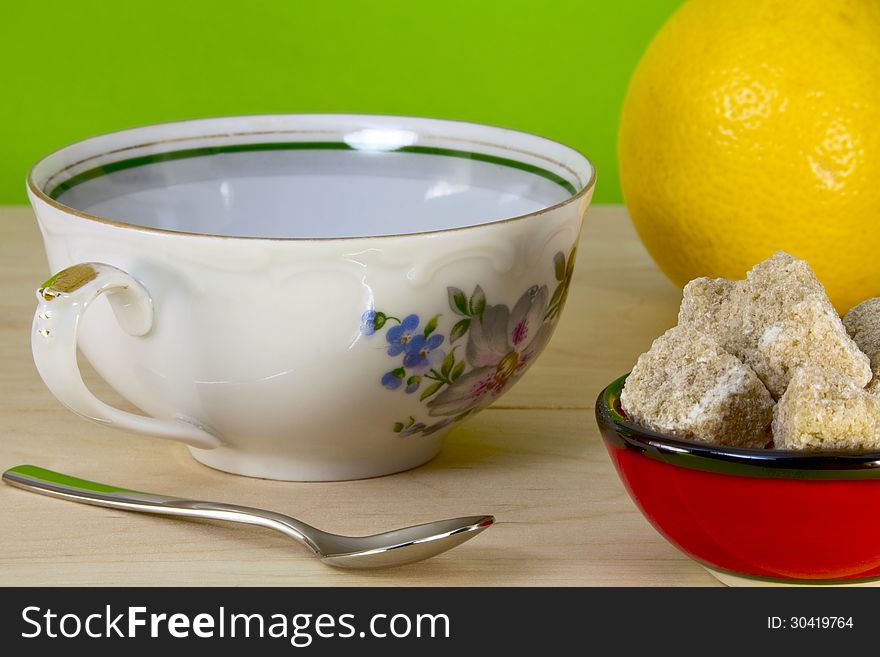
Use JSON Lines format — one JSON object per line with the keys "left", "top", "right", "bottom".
{"left": 27, "top": 114, "right": 596, "bottom": 242}
{"left": 38, "top": 263, "right": 98, "bottom": 300}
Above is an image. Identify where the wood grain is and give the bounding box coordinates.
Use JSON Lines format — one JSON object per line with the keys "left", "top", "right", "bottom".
{"left": 0, "top": 205, "right": 715, "bottom": 586}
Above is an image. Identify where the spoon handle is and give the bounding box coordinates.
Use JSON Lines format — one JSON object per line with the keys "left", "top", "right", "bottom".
{"left": 2, "top": 464, "right": 322, "bottom": 554}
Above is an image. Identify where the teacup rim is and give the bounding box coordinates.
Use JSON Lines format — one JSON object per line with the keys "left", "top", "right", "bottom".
{"left": 27, "top": 112, "right": 596, "bottom": 242}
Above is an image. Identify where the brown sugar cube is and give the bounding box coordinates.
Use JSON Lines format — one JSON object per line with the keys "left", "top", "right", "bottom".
{"left": 677, "top": 276, "right": 756, "bottom": 371}
{"left": 677, "top": 252, "right": 871, "bottom": 399}
{"left": 743, "top": 253, "right": 871, "bottom": 397}
{"left": 843, "top": 297, "right": 880, "bottom": 356}
{"left": 752, "top": 298, "right": 872, "bottom": 398}
{"left": 843, "top": 297, "right": 880, "bottom": 392}
{"left": 677, "top": 276, "right": 740, "bottom": 339}
{"left": 772, "top": 365, "right": 880, "bottom": 450}
{"left": 621, "top": 325, "right": 774, "bottom": 448}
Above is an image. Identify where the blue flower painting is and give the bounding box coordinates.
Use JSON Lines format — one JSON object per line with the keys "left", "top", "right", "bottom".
{"left": 360, "top": 246, "right": 576, "bottom": 437}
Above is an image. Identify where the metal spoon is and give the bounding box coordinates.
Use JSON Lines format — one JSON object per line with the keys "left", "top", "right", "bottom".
{"left": 2, "top": 465, "right": 494, "bottom": 569}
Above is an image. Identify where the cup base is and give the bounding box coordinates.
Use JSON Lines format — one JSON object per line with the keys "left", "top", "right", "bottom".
{"left": 703, "top": 565, "right": 880, "bottom": 587}
{"left": 187, "top": 440, "right": 443, "bottom": 481}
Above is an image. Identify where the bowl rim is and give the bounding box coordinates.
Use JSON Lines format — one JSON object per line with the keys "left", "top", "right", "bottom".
{"left": 596, "top": 374, "right": 880, "bottom": 478}
{"left": 26, "top": 112, "right": 596, "bottom": 242}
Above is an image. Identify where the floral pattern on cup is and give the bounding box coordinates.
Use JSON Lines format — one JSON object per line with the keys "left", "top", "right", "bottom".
{"left": 360, "top": 246, "right": 576, "bottom": 436}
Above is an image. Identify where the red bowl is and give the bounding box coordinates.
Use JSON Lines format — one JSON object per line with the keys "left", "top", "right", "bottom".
{"left": 596, "top": 374, "right": 880, "bottom": 585}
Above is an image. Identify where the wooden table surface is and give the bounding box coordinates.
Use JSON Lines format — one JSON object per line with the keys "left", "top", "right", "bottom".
{"left": 0, "top": 205, "right": 718, "bottom": 586}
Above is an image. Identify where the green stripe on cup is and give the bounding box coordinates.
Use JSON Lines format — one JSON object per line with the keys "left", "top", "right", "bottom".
{"left": 48, "top": 142, "right": 579, "bottom": 200}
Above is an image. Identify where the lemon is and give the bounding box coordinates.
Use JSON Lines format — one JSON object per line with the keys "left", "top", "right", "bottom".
{"left": 618, "top": 0, "right": 880, "bottom": 312}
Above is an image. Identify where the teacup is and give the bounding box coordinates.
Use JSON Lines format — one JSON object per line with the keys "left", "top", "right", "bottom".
{"left": 28, "top": 114, "right": 595, "bottom": 480}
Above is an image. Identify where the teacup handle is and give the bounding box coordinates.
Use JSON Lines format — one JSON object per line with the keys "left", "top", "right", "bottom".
{"left": 31, "top": 263, "right": 220, "bottom": 450}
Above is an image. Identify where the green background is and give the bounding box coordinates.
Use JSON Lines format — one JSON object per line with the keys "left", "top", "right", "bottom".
{"left": 0, "top": 0, "right": 682, "bottom": 205}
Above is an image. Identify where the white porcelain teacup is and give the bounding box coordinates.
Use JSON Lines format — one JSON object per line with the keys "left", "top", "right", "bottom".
{"left": 28, "top": 114, "right": 595, "bottom": 480}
